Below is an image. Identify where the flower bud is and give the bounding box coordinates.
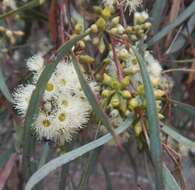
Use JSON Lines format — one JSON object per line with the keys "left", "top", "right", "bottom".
{"left": 92, "top": 37, "right": 99, "bottom": 46}
{"left": 118, "top": 49, "right": 129, "bottom": 61}
{"left": 96, "top": 17, "right": 106, "bottom": 31}
{"left": 121, "top": 90, "right": 131, "bottom": 98}
{"left": 121, "top": 76, "right": 130, "bottom": 88}
{"left": 154, "top": 89, "right": 165, "bottom": 99}
{"left": 13, "top": 30, "right": 24, "bottom": 36}
{"left": 0, "top": 26, "right": 6, "bottom": 32}
{"left": 109, "top": 27, "right": 118, "bottom": 35}
{"left": 90, "top": 24, "right": 98, "bottom": 33}
{"left": 134, "top": 122, "right": 142, "bottom": 136}
{"left": 101, "top": 89, "right": 112, "bottom": 97}
{"left": 103, "top": 73, "right": 112, "bottom": 86}
{"left": 5, "top": 30, "right": 13, "bottom": 38}
{"left": 158, "top": 113, "right": 164, "bottom": 119}
{"left": 111, "top": 16, "right": 120, "bottom": 26}
{"left": 151, "top": 77, "right": 160, "bottom": 86}
{"left": 128, "top": 98, "right": 139, "bottom": 110}
{"left": 77, "top": 40, "right": 86, "bottom": 49}
{"left": 144, "top": 22, "right": 152, "bottom": 30}
{"left": 137, "top": 84, "right": 144, "bottom": 95}
{"left": 101, "top": 7, "right": 111, "bottom": 18}
{"left": 125, "top": 26, "right": 133, "bottom": 33}
{"left": 74, "top": 23, "right": 82, "bottom": 34}
{"left": 79, "top": 55, "right": 95, "bottom": 64}
{"left": 111, "top": 80, "right": 121, "bottom": 90}
{"left": 101, "top": 59, "right": 109, "bottom": 66}
{"left": 111, "top": 94, "right": 120, "bottom": 108}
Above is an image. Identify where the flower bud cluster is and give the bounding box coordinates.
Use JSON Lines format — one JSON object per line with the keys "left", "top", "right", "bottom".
{"left": 0, "top": 26, "right": 24, "bottom": 44}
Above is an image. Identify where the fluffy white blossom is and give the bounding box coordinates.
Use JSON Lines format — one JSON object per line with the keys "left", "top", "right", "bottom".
{"left": 103, "top": 0, "right": 142, "bottom": 14}
{"left": 13, "top": 84, "right": 35, "bottom": 115}
{"left": 121, "top": 0, "right": 143, "bottom": 13}
{"left": 13, "top": 55, "right": 98, "bottom": 143}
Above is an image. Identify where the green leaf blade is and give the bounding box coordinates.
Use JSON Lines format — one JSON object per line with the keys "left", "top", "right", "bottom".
{"left": 133, "top": 47, "right": 164, "bottom": 190}
{"left": 147, "top": 1, "right": 195, "bottom": 47}
{"left": 24, "top": 116, "right": 133, "bottom": 190}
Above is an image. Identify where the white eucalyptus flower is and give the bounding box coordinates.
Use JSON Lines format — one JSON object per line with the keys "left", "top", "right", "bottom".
{"left": 13, "top": 55, "right": 98, "bottom": 143}
{"left": 120, "top": 0, "right": 143, "bottom": 14}
{"left": 13, "top": 84, "right": 35, "bottom": 115}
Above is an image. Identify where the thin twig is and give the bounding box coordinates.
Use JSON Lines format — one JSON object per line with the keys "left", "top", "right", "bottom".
{"left": 162, "top": 68, "right": 195, "bottom": 74}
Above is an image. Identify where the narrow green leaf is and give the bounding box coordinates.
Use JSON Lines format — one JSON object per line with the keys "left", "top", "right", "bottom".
{"left": 147, "top": 1, "right": 195, "bottom": 47}
{"left": 161, "top": 123, "right": 195, "bottom": 151}
{"left": 24, "top": 116, "right": 133, "bottom": 190}
{"left": 163, "top": 164, "right": 181, "bottom": 190}
{"left": 38, "top": 143, "right": 50, "bottom": 168}
{"left": 0, "top": 0, "right": 46, "bottom": 20}
{"left": 0, "top": 65, "right": 13, "bottom": 103}
{"left": 72, "top": 55, "right": 118, "bottom": 142}
{"left": 22, "top": 32, "right": 88, "bottom": 182}
{"left": 133, "top": 46, "right": 164, "bottom": 190}
{"left": 171, "top": 99, "right": 195, "bottom": 121}
{"left": 151, "top": 0, "right": 167, "bottom": 31}
{"left": 166, "top": 14, "right": 195, "bottom": 54}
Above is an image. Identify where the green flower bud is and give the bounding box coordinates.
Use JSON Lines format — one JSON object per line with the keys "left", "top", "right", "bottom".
{"left": 101, "top": 7, "right": 111, "bottom": 18}
{"left": 103, "top": 73, "right": 112, "bottom": 86}
{"left": 111, "top": 16, "right": 120, "bottom": 26}
{"left": 125, "top": 26, "right": 133, "bottom": 33}
{"left": 90, "top": 24, "right": 98, "bottom": 33}
{"left": 121, "top": 90, "right": 132, "bottom": 98}
{"left": 121, "top": 76, "right": 130, "bottom": 88}
{"left": 137, "top": 84, "right": 144, "bottom": 95}
{"left": 74, "top": 23, "right": 82, "bottom": 34}
{"left": 109, "top": 27, "right": 118, "bottom": 35}
{"left": 96, "top": 17, "right": 106, "bottom": 31}
{"left": 154, "top": 89, "right": 165, "bottom": 99}
{"left": 111, "top": 80, "right": 121, "bottom": 90}
{"left": 134, "top": 122, "right": 142, "bottom": 136}
{"left": 79, "top": 55, "right": 95, "bottom": 64}
{"left": 144, "top": 22, "right": 152, "bottom": 30}
{"left": 92, "top": 37, "right": 99, "bottom": 46}
{"left": 128, "top": 98, "right": 139, "bottom": 110}
{"left": 101, "top": 89, "right": 112, "bottom": 97}
{"left": 118, "top": 49, "right": 129, "bottom": 61}
{"left": 103, "top": 58, "right": 110, "bottom": 65}
{"left": 93, "top": 6, "right": 102, "bottom": 14}
{"left": 111, "top": 94, "right": 120, "bottom": 108}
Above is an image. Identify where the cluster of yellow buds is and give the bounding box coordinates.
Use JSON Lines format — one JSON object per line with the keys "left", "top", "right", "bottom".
{"left": 125, "top": 11, "right": 151, "bottom": 41}
{"left": 0, "top": 26, "right": 24, "bottom": 44}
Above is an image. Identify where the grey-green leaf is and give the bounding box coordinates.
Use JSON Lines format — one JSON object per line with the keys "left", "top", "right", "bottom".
{"left": 24, "top": 116, "right": 133, "bottom": 190}
{"left": 171, "top": 100, "right": 195, "bottom": 121}
{"left": 0, "top": 65, "right": 13, "bottom": 103}
{"left": 161, "top": 123, "right": 195, "bottom": 151}
{"left": 133, "top": 46, "right": 164, "bottom": 190}
{"left": 166, "top": 14, "right": 195, "bottom": 54}
{"left": 163, "top": 164, "right": 181, "bottom": 190}
{"left": 72, "top": 55, "right": 118, "bottom": 142}
{"left": 147, "top": 1, "right": 195, "bottom": 47}
{"left": 151, "top": 0, "right": 167, "bottom": 31}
